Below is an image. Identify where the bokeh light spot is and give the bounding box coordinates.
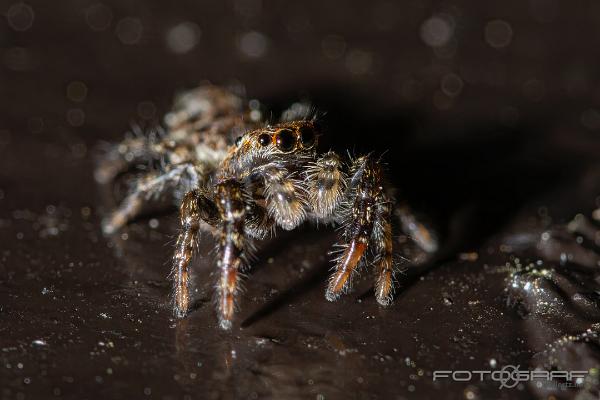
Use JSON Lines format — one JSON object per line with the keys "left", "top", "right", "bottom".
{"left": 441, "top": 73, "right": 464, "bottom": 97}
{"left": 238, "top": 31, "right": 268, "bottom": 58}
{"left": 485, "top": 20, "right": 513, "bottom": 48}
{"left": 67, "top": 108, "right": 85, "bottom": 127}
{"left": 7, "top": 3, "right": 34, "bottom": 32}
{"left": 345, "top": 49, "right": 373, "bottom": 75}
{"left": 420, "top": 15, "right": 454, "bottom": 48}
{"left": 85, "top": 3, "right": 112, "bottom": 31}
{"left": 67, "top": 81, "right": 88, "bottom": 103}
{"left": 116, "top": 17, "right": 143, "bottom": 45}
{"left": 166, "top": 22, "right": 201, "bottom": 54}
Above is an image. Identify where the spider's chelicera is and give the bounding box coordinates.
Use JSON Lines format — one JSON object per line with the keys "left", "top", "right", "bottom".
{"left": 96, "top": 85, "right": 437, "bottom": 330}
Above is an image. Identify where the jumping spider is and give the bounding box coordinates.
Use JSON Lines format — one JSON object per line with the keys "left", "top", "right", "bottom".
{"left": 97, "top": 85, "right": 437, "bottom": 329}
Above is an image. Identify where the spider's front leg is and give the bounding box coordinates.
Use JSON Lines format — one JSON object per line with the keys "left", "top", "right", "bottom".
{"left": 214, "top": 179, "right": 249, "bottom": 330}
{"left": 324, "top": 155, "right": 393, "bottom": 303}
{"left": 172, "top": 189, "right": 219, "bottom": 318}
{"left": 371, "top": 200, "right": 395, "bottom": 305}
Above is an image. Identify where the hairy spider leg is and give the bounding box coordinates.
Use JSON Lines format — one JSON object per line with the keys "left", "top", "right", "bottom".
{"left": 172, "top": 189, "right": 220, "bottom": 318}
{"left": 102, "top": 164, "right": 199, "bottom": 234}
{"left": 395, "top": 204, "right": 439, "bottom": 254}
{"left": 95, "top": 134, "right": 160, "bottom": 184}
{"left": 326, "top": 156, "right": 382, "bottom": 300}
{"left": 215, "top": 180, "right": 248, "bottom": 330}
{"left": 372, "top": 200, "right": 395, "bottom": 305}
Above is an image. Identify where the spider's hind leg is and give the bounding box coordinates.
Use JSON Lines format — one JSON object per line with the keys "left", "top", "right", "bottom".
{"left": 95, "top": 127, "right": 165, "bottom": 184}
{"left": 103, "top": 164, "right": 198, "bottom": 234}
{"left": 395, "top": 203, "right": 439, "bottom": 255}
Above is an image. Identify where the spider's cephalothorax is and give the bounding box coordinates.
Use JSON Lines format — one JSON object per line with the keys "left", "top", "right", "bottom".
{"left": 97, "top": 85, "right": 437, "bottom": 329}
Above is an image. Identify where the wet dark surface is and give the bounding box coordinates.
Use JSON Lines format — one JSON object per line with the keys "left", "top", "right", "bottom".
{"left": 1, "top": 1, "right": 600, "bottom": 399}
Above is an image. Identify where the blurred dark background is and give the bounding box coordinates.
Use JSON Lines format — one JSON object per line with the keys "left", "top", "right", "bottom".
{"left": 2, "top": 0, "right": 599, "bottom": 246}
{"left": 1, "top": 1, "right": 600, "bottom": 399}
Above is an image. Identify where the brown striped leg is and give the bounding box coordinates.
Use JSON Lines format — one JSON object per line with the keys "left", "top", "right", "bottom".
{"left": 172, "top": 189, "right": 219, "bottom": 318}
{"left": 373, "top": 200, "right": 395, "bottom": 305}
{"left": 326, "top": 156, "right": 382, "bottom": 301}
{"left": 214, "top": 180, "right": 247, "bottom": 330}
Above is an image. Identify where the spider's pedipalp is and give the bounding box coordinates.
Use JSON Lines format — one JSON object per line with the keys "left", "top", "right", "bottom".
{"left": 262, "top": 165, "right": 308, "bottom": 231}
{"left": 307, "top": 151, "right": 346, "bottom": 221}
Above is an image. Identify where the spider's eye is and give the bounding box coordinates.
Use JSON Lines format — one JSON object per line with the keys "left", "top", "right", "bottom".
{"left": 299, "top": 126, "right": 315, "bottom": 148}
{"left": 257, "top": 133, "right": 271, "bottom": 147}
{"left": 235, "top": 136, "right": 243, "bottom": 147}
{"left": 275, "top": 129, "right": 296, "bottom": 152}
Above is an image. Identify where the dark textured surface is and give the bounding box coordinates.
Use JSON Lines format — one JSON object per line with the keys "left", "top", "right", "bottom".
{"left": 1, "top": 1, "right": 600, "bottom": 399}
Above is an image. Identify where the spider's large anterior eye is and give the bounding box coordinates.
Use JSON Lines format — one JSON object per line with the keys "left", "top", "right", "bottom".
{"left": 258, "top": 133, "right": 271, "bottom": 147}
{"left": 235, "top": 136, "right": 243, "bottom": 147}
{"left": 299, "top": 126, "right": 315, "bottom": 148}
{"left": 275, "top": 129, "right": 296, "bottom": 152}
